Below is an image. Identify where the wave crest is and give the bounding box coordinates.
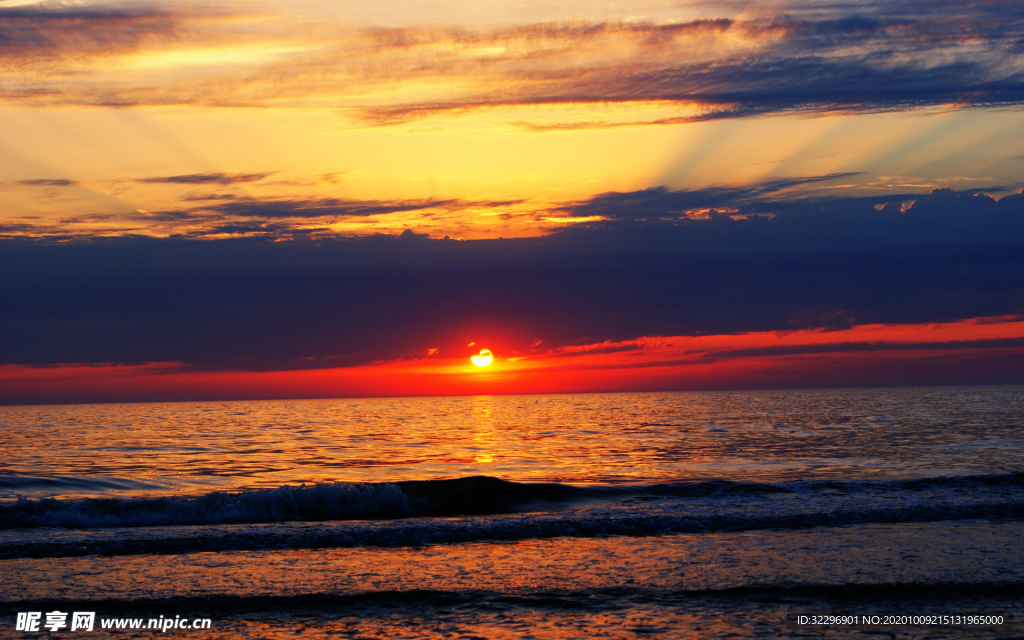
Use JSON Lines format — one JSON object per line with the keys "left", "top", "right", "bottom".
{"left": 1, "top": 481, "right": 416, "bottom": 529}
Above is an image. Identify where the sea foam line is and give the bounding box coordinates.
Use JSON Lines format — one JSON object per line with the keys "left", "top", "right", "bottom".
{"left": 4, "top": 498, "right": 1024, "bottom": 559}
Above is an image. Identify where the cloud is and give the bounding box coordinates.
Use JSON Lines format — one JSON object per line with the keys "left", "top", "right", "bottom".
{"left": 0, "top": 5, "right": 181, "bottom": 61}
{"left": 548, "top": 183, "right": 1024, "bottom": 248}
{"left": 1, "top": 186, "right": 1022, "bottom": 371}
{"left": 553, "top": 174, "right": 862, "bottom": 221}
{"left": 692, "top": 336, "right": 1024, "bottom": 364}
{"left": 130, "top": 196, "right": 520, "bottom": 231}
{"left": 359, "top": 57, "right": 1024, "bottom": 127}
{"left": 17, "top": 179, "right": 77, "bottom": 186}
{"left": 4, "top": 2, "right": 1024, "bottom": 125}
{"left": 136, "top": 172, "right": 276, "bottom": 185}
{"left": 203, "top": 196, "right": 459, "bottom": 219}
{"left": 0, "top": 222, "right": 42, "bottom": 235}
{"left": 199, "top": 221, "right": 321, "bottom": 236}
{"left": 343, "top": 1, "right": 1024, "bottom": 126}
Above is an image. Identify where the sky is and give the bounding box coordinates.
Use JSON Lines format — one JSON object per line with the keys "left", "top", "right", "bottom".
{"left": 1, "top": 0, "right": 1023, "bottom": 403}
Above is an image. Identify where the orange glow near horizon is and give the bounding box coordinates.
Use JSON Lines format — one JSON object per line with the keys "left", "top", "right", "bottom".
{"left": 2, "top": 315, "right": 1023, "bottom": 405}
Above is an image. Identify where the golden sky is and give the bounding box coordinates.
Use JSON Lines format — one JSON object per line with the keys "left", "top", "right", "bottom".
{"left": 3, "top": 0, "right": 1024, "bottom": 402}
{"left": 3, "top": 0, "right": 1024, "bottom": 239}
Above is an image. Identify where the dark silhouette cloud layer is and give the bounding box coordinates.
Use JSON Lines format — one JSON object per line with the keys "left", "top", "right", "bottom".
{"left": 2, "top": 186, "right": 1022, "bottom": 371}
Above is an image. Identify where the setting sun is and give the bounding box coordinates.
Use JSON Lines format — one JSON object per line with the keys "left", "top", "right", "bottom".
{"left": 470, "top": 349, "right": 494, "bottom": 367}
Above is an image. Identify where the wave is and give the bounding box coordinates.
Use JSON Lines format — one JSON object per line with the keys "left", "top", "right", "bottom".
{"left": 2, "top": 472, "right": 1024, "bottom": 530}
{"left": 1, "top": 473, "right": 1023, "bottom": 559}
{"left": 0, "top": 475, "right": 781, "bottom": 529}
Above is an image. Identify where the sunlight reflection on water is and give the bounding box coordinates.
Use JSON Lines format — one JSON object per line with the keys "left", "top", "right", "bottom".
{"left": 1, "top": 386, "right": 1022, "bottom": 499}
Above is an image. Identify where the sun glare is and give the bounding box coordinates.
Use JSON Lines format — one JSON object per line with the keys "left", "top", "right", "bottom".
{"left": 470, "top": 349, "right": 494, "bottom": 367}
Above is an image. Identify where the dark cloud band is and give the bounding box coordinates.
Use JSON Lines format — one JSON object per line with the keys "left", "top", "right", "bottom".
{"left": 1, "top": 186, "right": 1022, "bottom": 371}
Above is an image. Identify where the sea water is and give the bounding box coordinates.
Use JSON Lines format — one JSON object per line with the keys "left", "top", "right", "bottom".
{"left": 1, "top": 386, "right": 1023, "bottom": 638}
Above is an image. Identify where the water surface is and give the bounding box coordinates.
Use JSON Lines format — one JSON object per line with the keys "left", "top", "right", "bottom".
{"left": 2, "top": 386, "right": 1022, "bottom": 638}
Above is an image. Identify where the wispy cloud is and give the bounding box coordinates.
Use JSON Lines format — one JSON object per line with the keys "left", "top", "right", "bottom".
{"left": 18, "top": 179, "right": 77, "bottom": 186}
{"left": 124, "top": 195, "right": 525, "bottom": 237}
{"left": 4, "top": 1, "right": 1024, "bottom": 126}
{"left": 136, "top": 172, "right": 276, "bottom": 185}
{"left": 195, "top": 196, "right": 460, "bottom": 219}
{"left": 0, "top": 5, "right": 181, "bottom": 61}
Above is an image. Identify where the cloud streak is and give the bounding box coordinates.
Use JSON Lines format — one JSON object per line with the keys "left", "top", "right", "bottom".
{"left": 4, "top": 1, "right": 1024, "bottom": 126}
{"left": 17, "top": 179, "right": 77, "bottom": 186}
{"left": 0, "top": 5, "right": 180, "bottom": 61}
{"left": 201, "top": 196, "right": 459, "bottom": 219}
{"left": 136, "top": 172, "right": 276, "bottom": 185}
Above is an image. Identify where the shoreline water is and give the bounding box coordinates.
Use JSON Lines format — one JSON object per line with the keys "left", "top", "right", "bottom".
{"left": 3, "top": 387, "right": 1022, "bottom": 638}
{"left": 3, "top": 521, "right": 1022, "bottom": 638}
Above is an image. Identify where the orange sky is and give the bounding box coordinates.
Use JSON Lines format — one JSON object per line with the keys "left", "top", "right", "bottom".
{"left": 2, "top": 0, "right": 1024, "bottom": 404}
{"left": 3, "top": 315, "right": 1021, "bottom": 405}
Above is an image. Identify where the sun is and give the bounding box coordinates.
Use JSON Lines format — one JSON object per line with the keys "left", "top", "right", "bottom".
{"left": 470, "top": 349, "right": 493, "bottom": 367}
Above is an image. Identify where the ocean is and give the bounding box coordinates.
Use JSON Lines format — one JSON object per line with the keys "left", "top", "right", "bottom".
{"left": 1, "top": 386, "right": 1022, "bottom": 638}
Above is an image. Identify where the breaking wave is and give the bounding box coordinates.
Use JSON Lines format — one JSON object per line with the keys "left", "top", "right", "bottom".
{"left": 2, "top": 472, "right": 1024, "bottom": 530}
{"left": 0, "top": 473, "right": 1022, "bottom": 558}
